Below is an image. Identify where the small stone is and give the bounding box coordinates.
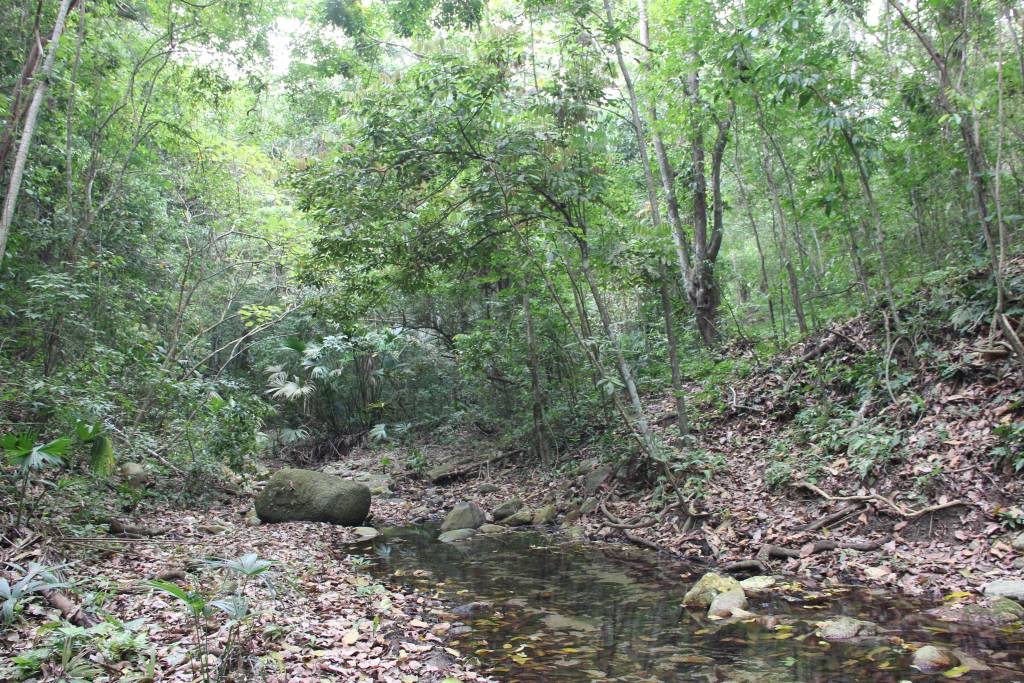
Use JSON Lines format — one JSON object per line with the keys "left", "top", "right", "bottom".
{"left": 438, "top": 528, "right": 477, "bottom": 543}
{"left": 440, "top": 502, "right": 486, "bottom": 532}
{"left": 351, "top": 527, "right": 380, "bottom": 543}
{"left": 478, "top": 523, "right": 505, "bottom": 534}
{"left": 478, "top": 483, "right": 499, "bottom": 494}
{"left": 502, "top": 509, "right": 534, "bottom": 526}
{"left": 565, "top": 526, "right": 586, "bottom": 541}
{"left": 244, "top": 508, "right": 261, "bottom": 526}
{"left": 912, "top": 645, "right": 958, "bottom": 673}
{"left": 579, "top": 497, "right": 598, "bottom": 515}
{"left": 532, "top": 504, "right": 557, "bottom": 525}
{"left": 739, "top": 575, "right": 776, "bottom": 593}
{"left": 815, "top": 616, "right": 880, "bottom": 641}
{"left": 983, "top": 579, "right": 1024, "bottom": 601}
{"left": 1012, "top": 532, "right": 1024, "bottom": 552}
{"left": 562, "top": 508, "right": 581, "bottom": 525}
{"left": 583, "top": 464, "right": 613, "bottom": 496}
{"left": 707, "top": 588, "right": 748, "bottom": 618}
{"left": 991, "top": 597, "right": 1024, "bottom": 621}
{"left": 682, "top": 573, "right": 743, "bottom": 608}
{"left": 492, "top": 498, "right": 523, "bottom": 521}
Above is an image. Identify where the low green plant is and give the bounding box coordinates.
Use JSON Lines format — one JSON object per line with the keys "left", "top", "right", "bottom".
{"left": 2, "top": 432, "right": 72, "bottom": 526}
{"left": 146, "top": 552, "right": 275, "bottom": 682}
{"left": 992, "top": 420, "right": 1024, "bottom": 473}
{"left": 6, "top": 617, "right": 154, "bottom": 682}
{"left": 404, "top": 446, "right": 428, "bottom": 474}
{"left": 1, "top": 562, "right": 67, "bottom": 624}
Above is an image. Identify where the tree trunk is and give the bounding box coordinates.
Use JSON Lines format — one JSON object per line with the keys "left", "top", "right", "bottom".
{"left": 658, "top": 265, "right": 688, "bottom": 437}
{"left": 523, "top": 290, "right": 551, "bottom": 466}
{"left": 0, "top": 0, "right": 77, "bottom": 266}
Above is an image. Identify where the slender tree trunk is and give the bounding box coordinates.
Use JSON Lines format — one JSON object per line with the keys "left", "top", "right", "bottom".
{"left": 658, "top": 265, "right": 688, "bottom": 437}
{"left": 759, "top": 136, "right": 807, "bottom": 334}
{"left": 523, "top": 290, "right": 551, "bottom": 466}
{"left": 0, "top": 0, "right": 76, "bottom": 266}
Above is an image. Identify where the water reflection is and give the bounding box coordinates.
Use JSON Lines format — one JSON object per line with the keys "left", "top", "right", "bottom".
{"left": 345, "top": 526, "right": 1024, "bottom": 681}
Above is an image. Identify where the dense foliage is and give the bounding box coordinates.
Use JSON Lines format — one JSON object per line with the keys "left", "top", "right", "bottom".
{"left": 1, "top": 0, "right": 1021, "bottom": 492}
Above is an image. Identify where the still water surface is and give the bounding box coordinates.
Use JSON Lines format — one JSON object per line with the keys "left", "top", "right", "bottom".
{"left": 350, "top": 526, "right": 1024, "bottom": 682}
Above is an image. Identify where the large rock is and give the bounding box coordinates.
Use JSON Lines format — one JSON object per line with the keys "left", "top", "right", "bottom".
{"left": 815, "top": 616, "right": 879, "bottom": 641}
{"left": 492, "top": 499, "right": 523, "bottom": 521}
{"left": 984, "top": 580, "right": 1024, "bottom": 601}
{"left": 682, "top": 572, "right": 743, "bottom": 608}
{"left": 912, "top": 645, "right": 958, "bottom": 673}
{"left": 255, "top": 468, "right": 370, "bottom": 525}
{"left": 440, "top": 502, "right": 486, "bottom": 532}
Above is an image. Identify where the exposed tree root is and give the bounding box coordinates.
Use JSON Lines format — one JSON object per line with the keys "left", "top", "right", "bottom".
{"left": 793, "top": 481, "right": 966, "bottom": 519}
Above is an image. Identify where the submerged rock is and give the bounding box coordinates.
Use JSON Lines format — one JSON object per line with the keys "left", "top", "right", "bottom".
{"left": 682, "top": 572, "right": 743, "bottom": 609}
{"left": 439, "top": 528, "right": 477, "bottom": 543}
{"left": 815, "top": 616, "right": 880, "bottom": 641}
{"left": 532, "top": 504, "right": 557, "bottom": 525}
{"left": 440, "top": 502, "right": 486, "bottom": 532}
{"left": 707, "top": 588, "right": 748, "bottom": 618}
{"left": 492, "top": 498, "right": 524, "bottom": 521}
{"left": 502, "top": 509, "right": 534, "bottom": 526}
{"left": 255, "top": 468, "right": 370, "bottom": 525}
{"left": 912, "top": 645, "right": 959, "bottom": 673}
{"left": 983, "top": 579, "right": 1024, "bottom": 601}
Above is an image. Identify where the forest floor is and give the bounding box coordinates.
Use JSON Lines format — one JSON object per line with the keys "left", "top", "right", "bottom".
{"left": 0, "top": 495, "right": 491, "bottom": 682}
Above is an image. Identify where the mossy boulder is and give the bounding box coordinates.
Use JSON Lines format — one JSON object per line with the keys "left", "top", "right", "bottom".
{"left": 255, "top": 468, "right": 370, "bottom": 525}
{"left": 682, "top": 572, "right": 743, "bottom": 608}
{"left": 440, "top": 502, "right": 486, "bottom": 532}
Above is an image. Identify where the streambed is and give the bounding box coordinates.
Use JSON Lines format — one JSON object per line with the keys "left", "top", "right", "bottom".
{"left": 346, "top": 526, "right": 1024, "bottom": 681}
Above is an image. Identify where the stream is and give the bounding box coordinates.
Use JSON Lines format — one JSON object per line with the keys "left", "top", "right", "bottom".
{"left": 345, "top": 526, "right": 1024, "bottom": 682}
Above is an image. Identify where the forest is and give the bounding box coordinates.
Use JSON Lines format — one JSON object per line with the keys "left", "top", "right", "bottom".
{"left": 1, "top": 0, "right": 1023, "bottom": 680}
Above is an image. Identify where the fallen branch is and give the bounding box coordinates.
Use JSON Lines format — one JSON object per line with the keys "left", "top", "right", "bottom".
{"left": 721, "top": 559, "right": 770, "bottom": 574}
{"left": 104, "top": 519, "right": 167, "bottom": 537}
{"left": 43, "top": 590, "right": 98, "bottom": 627}
{"left": 793, "top": 481, "right": 966, "bottom": 519}
{"left": 756, "top": 538, "right": 885, "bottom": 561}
{"left": 428, "top": 450, "right": 522, "bottom": 484}
{"left": 623, "top": 531, "right": 665, "bottom": 552}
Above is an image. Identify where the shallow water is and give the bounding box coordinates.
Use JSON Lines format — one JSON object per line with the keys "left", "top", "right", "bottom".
{"left": 349, "top": 526, "right": 1024, "bottom": 682}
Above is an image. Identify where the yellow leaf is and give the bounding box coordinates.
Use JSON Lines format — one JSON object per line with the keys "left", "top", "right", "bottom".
{"left": 942, "top": 666, "right": 970, "bottom": 678}
{"left": 342, "top": 629, "right": 360, "bottom": 645}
